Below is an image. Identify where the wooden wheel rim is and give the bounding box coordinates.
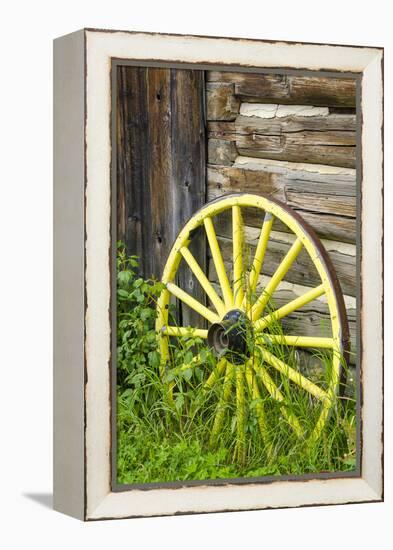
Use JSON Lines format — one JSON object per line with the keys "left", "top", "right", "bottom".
{"left": 156, "top": 193, "right": 350, "bottom": 450}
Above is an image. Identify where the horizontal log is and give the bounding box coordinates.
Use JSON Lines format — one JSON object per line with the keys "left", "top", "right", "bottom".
{"left": 235, "top": 114, "right": 356, "bottom": 168}
{"left": 208, "top": 121, "right": 237, "bottom": 141}
{"left": 212, "top": 232, "right": 356, "bottom": 297}
{"left": 208, "top": 139, "right": 238, "bottom": 165}
{"left": 206, "top": 71, "right": 356, "bottom": 108}
{"left": 206, "top": 82, "right": 240, "bottom": 121}
{"left": 207, "top": 159, "right": 356, "bottom": 243}
{"left": 208, "top": 189, "right": 357, "bottom": 244}
{"left": 208, "top": 158, "right": 356, "bottom": 209}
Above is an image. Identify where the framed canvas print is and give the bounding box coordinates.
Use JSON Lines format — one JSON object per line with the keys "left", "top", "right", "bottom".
{"left": 53, "top": 29, "right": 384, "bottom": 520}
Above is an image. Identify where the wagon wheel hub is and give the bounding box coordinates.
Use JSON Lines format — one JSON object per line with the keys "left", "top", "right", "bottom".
{"left": 207, "top": 309, "right": 252, "bottom": 363}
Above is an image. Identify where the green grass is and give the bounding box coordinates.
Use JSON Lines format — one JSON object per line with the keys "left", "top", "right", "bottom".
{"left": 116, "top": 243, "right": 356, "bottom": 485}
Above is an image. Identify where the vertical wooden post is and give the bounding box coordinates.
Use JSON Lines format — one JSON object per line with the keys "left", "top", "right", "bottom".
{"left": 117, "top": 65, "right": 206, "bottom": 326}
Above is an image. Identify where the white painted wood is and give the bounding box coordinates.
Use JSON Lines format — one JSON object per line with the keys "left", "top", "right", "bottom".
{"left": 240, "top": 103, "right": 329, "bottom": 118}
{"left": 359, "top": 51, "right": 384, "bottom": 498}
{"left": 89, "top": 478, "right": 379, "bottom": 520}
{"left": 52, "top": 28, "right": 383, "bottom": 520}
{"left": 233, "top": 155, "right": 356, "bottom": 175}
{"left": 240, "top": 103, "right": 278, "bottom": 118}
{"left": 53, "top": 29, "right": 86, "bottom": 520}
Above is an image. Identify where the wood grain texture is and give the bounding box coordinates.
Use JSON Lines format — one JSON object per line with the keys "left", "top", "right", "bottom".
{"left": 170, "top": 69, "right": 207, "bottom": 327}
{"left": 234, "top": 114, "right": 356, "bottom": 168}
{"left": 206, "top": 82, "right": 240, "bottom": 121}
{"left": 207, "top": 71, "right": 356, "bottom": 108}
{"left": 116, "top": 66, "right": 206, "bottom": 326}
{"left": 208, "top": 121, "right": 237, "bottom": 141}
{"left": 208, "top": 138, "right": 238, "bottom": 165}
{"left": 207, "top": 160, "right": 356, "bottom": 243}
{"left": 213, "top": 232, "right": 356, "bottom": 297}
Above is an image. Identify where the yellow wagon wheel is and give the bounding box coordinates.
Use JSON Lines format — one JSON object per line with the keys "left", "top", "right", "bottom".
{"left": 156, "top": 193, "right": 350, "bottom": 460}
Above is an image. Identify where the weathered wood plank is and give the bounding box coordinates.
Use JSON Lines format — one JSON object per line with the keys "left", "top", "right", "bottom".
{"left": 206, "top": 82, "right": 240, "bottom": 121}
{"left": 170, "top": 69, "right": 207, "bottom": 327}
{"left": 208, "top": 138, "right": 238, "bottom": 165}
{"left": 147, "top": 68, "right": 174, "bottom": 276}
{"left": 207, "top": 159, "right": 356, "bottom": 243}
{"left": 117, "top": 66, "right": 149, "bottom": 268}
{"left": 235, "top": 114, "right": 356, "bottom": 168}
{"left": 206, "top": 71, "right": 356, "bottom": 108}
{"left": 213, "top": 232, "right": 356, "bottom": 297}
{"left": 116, "top": 66, "right": 206, "bottom": 327}
{"left": 208, "top": 121, "right": 237, "bottom": 141}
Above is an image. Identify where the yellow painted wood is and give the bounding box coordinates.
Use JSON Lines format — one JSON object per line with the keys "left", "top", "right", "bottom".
{"left": 254, "top": 283, "right": 325, "bottom": 331}
{"left": 166, "top": 282, "right": 219, "bottom": 324}
{"left": 251, "top": 360, "right": 303, "bottom": 437}
{"left": 163, "top": 326, "right": 208, "bottom": 339}
{"left": 235, "top": 366, "right": 246, "bottom": 463}
{"left": 204, "top": 358, "right": 227, "bottom": 390}
{"left": 260, "top": 347, "right": 329, "bottom": 402}
{"left": 204, "top": 216, "right": 233, "bottom": 308}
{"left": 245, "top": 363, "right": 269, "bottom": 443}
{"left": 259, "top": 334, "right": 335, "bottom": 349}
{"left": 180, "top": 246, "right": 226, "bottom": 317}
{"left": 232, "top": 205, "right": 244, "bottom": 307}
{"left": 210, "top": 362, "right": 234, "bottom": 447}
{"left": 247, "top": 212, "right": 274, "bottom": 295}
{"left": 251, "top": 238, "right": 303, "bottom": 321}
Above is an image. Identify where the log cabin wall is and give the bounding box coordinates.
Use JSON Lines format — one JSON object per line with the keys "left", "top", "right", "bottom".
{"left": 116, "top": 65, "right": 358, "bottom": 371}
{"left": 205, "top": 71, "right": 357, "bottom": 367}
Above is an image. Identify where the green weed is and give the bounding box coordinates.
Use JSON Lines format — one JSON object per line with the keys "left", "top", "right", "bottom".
{"left": 116, "top": 243, "right": 356, "bottom": 485}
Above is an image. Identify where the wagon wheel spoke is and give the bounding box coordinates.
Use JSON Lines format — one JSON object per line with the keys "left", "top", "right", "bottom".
{"left": 251, "top": 359, "right": 303, "bottom": 437}
{"left": 232, "top": 205, "right": 244, "bottom": 307}
{"left": 180, "top": 246, "right": 226, "bottom": 317}
{"left": 251, "top": 238, "right": 303, "bottom": 321}
{"left": 204, "top": 357, "right": 227, "bottom": 390}
{"left": 166, "top": 282, "right": 219, "bottom": 324}
{"left": 209, "top": 362, "right": 234, "bottom": 447}
{"left": 258, "top": 346, "right": 330, "bottom": 403}
{"left": 204, "top": 216, "right": 233, "bottom": 308}
{"left": 245, "top": 212, "right": 274, "bottom": 301}
{"left": 259, "top": 334, "right": 335, "bottom": 349}
{"left": 163, "top": 326, "right": 208, "bottom": 339}
{"left": 245, "top": 362, "right": 270, "bottom": 444}
{"left": 235, "top": 365, "right": 246, "bottom": 463}
{"left": 254, "top": 284, "right": 325, "bottom": 332}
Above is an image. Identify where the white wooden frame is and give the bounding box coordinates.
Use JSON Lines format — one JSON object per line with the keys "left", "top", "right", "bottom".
{"left": 53, "top": 28, "right": 383, "bottom": 521}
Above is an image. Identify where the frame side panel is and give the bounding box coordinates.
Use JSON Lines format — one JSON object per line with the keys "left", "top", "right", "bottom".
{"left": 53, "top": 29, "right": 86, "bottom": 520}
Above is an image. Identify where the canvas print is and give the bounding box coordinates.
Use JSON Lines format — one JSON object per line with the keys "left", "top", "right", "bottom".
{"left": 114, "top": 66, "right": 358, "bottom": 486}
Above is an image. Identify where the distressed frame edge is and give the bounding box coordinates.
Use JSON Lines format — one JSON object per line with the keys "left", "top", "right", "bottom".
{"left": 53, "top": 29, "right": 86, "bottom": 520}
{"left": 60, "top": 29, "right": 383, "bottom": 521}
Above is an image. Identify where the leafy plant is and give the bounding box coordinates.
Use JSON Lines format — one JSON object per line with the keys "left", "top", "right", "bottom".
{"left": 116, "top": 244, "right": 356, "bottom": 485}
{"left": 117, "top": 242, "right": 165, "bottom": 392}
